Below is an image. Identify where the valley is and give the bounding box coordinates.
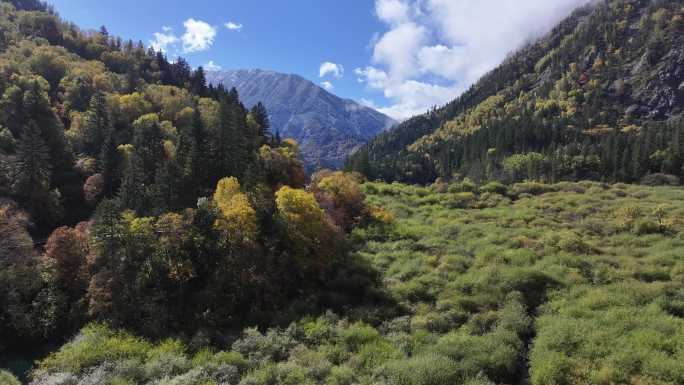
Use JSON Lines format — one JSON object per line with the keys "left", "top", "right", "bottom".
{"left": 1, "top": 0, "right": 684, "bottom": 384}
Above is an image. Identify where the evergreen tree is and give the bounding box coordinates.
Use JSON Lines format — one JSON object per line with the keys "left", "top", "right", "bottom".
{"left": 13, "top": 120, "right": 53, "bottom": 220}
{"left": 250, "top": 102, "right": 271, "bottom": 144}
{"left": 212, "top": 95, "right": 237, "bottom": 181}
{"left": 190, "top": 66, "right": 208, "bottom": 97}
{"left": 132, "top": 115, "right": 165, "bottom": 184}
{"left": 171, "top": 57, "right": 192, "bottom": 88}
{"left": 187, "top": 108, "right": 208, "bottom": 197}
{"left": 98, "top": 125, "right": 119, "bottom": 197}
{"left": 84, "top": 91, "right": 109, "bottom": 156}
{"left": 117, "top": 154, "right": 145, "bottom": 213}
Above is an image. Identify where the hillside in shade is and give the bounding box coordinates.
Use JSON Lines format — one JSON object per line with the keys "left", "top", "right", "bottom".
{"left": 207, "top": 69, "right": 396, "bottom": 171}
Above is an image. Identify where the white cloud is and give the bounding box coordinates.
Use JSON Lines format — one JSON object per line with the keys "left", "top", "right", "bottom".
{"left": 319, "top": 62, "right": 344, "bottom": 78}
{"left": 375, "top": 0, "right": 411, "bottom": 25}
{"left": 321, "top": 81, "right": 335, "bottom": 91}
{"left": 356, "top": 66, "right": 462, "bottom": 120}
{"left": 359, "top": 98, "right": 378, "bottom": 108}
{"left": 205, "top": 61, "right": 222, "bottom": 71}
{"left": 150, "top": 29, "right": 179, "bottom": 53}
{"left": 182, "top": 18, "right": 217, "bottom": 53}
{"left": 359, "top": 0, "right": 592, "bottom": 121}
{"left": 372, "top": 22, "right": 426, "bottom": 81}
{"left": 225, "top": 21, "right": 243, "bottom": 31}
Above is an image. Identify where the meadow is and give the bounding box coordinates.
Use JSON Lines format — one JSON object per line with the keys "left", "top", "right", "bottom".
{"left": 15, "top": 180, "right": 684, "bottom": 385}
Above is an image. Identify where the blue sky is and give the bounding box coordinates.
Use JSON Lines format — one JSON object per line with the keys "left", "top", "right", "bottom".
{"left": 47, "top": 0, "right": 590, "bottom": 121}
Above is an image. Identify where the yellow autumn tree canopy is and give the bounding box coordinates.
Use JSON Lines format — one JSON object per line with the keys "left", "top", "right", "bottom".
{"left": 213, "top": 177, "right": 257, "bottom": 242}
{"left": 274, "top": 186, "right": 340, "bottom": 274}
{"left": 275, "top": 186, "right": 326, "bottom": 239}
{"left": 317, "top": 172, "right": 365, "bottom": 210}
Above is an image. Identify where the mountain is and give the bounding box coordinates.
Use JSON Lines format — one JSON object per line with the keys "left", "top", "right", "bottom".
{"left": 347, "top": 0, "right": 684, "bottom": 185}
{"left": 206, "top": 69, "right": 396, "bottom": 171}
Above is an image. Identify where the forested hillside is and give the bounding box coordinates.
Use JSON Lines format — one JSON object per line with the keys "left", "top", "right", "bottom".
{"left": 347, "top": 0, "right": 684, "bottom": 185}
{"left": 0, "top": 0, "right": 385, "bottom": 367}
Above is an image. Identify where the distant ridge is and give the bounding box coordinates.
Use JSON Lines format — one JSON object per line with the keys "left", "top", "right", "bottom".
{"left": 207, "top": 69, "right": 396, "bottom": 171}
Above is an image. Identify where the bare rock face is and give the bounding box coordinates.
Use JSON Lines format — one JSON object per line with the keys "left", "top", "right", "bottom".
{"left": 206, "top": 69, "right": 396, "bottom": 171}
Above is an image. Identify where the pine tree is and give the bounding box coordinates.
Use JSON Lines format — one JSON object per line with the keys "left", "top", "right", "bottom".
{"left": 212, "top": 95, "right": 236, "bottom": 181}
{"left": 250, "top": 102, "right": 271, "bottom": 144}
{"left": 190, "top": 66, "right": 208, "bottom": 97}
{"left": 99, "top": 125, "right": 119, "bottom": 197}
{"left": 132, "top": 115, "right": 165, "bottom": 184}
{"left": 117, "top": 154, "right": 145, "bottom": 213}
{"left": 187, "top": 108, "right": 208, "bottom": 196}
{"left": 171, "top": 57, "right": 192, "bottom": 88}
{"left": 13, "top": 120, "right": 52, "bottom": 219}
{"left": 84, "top": 91, "right": 109, "bottom": 156}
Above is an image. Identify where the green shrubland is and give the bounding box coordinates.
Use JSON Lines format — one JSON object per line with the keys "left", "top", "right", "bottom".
{"left": 25, "top": 180, "right": 684, "bottom": 385}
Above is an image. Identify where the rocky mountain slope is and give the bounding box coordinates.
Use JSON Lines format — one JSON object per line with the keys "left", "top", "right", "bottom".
{"left": 347, "top": 0, "right": 684, "bottom": 185}
{"left": 207, "top": 69, "right": 395, "bottom": 171}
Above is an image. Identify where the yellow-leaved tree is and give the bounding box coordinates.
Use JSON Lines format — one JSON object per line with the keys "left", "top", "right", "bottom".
{"left": 213, "top": 177, "right": 257, "bottom": 243}
{"left": 275, "top": 186, "right": 338, "bottom": 274}
{"left": 316, "top": 171, "right": 366, "bottom": 231}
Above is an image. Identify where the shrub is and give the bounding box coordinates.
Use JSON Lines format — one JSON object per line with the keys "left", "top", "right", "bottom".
{"left": 357, "top": 338, "right": 401, "bottom": 369}
{"left": 633, "top": 220, "right": 660, "bottom": 235}
{"left": 445, "top": 192, "right": 476, "bottom": 209}
{"left": 464, "top": 376, "right": 496, "bottom": 385}
{"left": 232, "top": 327, "right": 299, "bottom": 366}
{"left": 616, "top": 204, "right": 642, "bottom": 230}
{"left": 324, "top": 365, "right": 355, "bottom": 385}
{"left": 239, "top": 362, "right": 313, "bottom": 385}
{"left": 475, "top": 192, "right": 510, "bottom": 208}
{"left": 511, "top": 182, "right": 556, "bottom": 196}
{"left": 302, "top": 317, "right": 335, "bottom": 345}
{"left": 339, "top": 322, "right": 381, "bottom": 352}
{"left": 431, "top": 330, "right": 522, "bottom": 383}
{"left": 38, "top": 324, "right": 152, "bottom": 374}
{"left": 448, "top": 178, "right": 477, "bottom": 193}
{"left": 641, "top": 173, "right": 680, "bottom": 186}
{"left": 383, "top": 353, "right": 459, "bottom": 385}
{"left": 542, "top": 231, "right": 593, "bottom": 255}
{"left": 290, "top": 347, "right": 332, "bottom": 381}
{"left": 557, "top": 232, "right": 593, "bottom": 254}
{"left": 0, "top": 370, "right": 20, "bottom": 385}
{"left": 479, "top": 181, "right": 508, "bottom": 195}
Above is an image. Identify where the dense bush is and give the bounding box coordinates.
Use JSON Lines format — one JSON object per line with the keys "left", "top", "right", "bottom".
{"left": 0, "top": 370, "right": 20, "bottom": 385}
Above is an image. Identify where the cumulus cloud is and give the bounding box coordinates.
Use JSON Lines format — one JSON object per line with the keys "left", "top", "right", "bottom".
{"left": 225, "top": 21, "right": 243, "bottom": 31}
{"left": 375, "top": 0, "right": 411, "bottom": 25}
{"left": 319, "top": 62, "right": 344, "bottom": 78}
{"left": 321, "top": 81, "right": 335, "bottom": 91}
{"left": 150, "top": 29, "right": 179, "bottom": 53}
{"left": 205, "top": 60, "right": 222, "bottom": 71}
{"left": 359, "top": 0, "right": 592, "bottom": 121}
{"left": 182, "top": 18, "right": 217, "bottom": 53}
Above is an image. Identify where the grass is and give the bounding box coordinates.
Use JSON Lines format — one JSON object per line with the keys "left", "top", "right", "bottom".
{"left": 27, "top": 181, "right": 684, "bottom": 385}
